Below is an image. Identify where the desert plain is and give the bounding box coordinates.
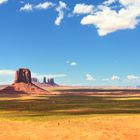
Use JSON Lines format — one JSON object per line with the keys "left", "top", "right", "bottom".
{"left": 0, "top": 86, "right": 140, "bottom": 140}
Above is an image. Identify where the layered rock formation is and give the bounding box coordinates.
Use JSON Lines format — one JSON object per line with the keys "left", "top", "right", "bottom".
{"left": 42, "top": 77, "right": 58, "bottom": 86}
{"left": 15, "top": 68, "right": 31, "bottom": 83}
{"left": 1, "top": 68, "right": 48, "bottom": 94}
{"left": 48, "top": 78, "right": 55, "bottom": 85}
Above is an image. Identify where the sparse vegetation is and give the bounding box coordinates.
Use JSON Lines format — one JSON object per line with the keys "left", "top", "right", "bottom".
{"left": 0, "top": 88, "right": 140, "bottom": 139}
{"left": 0, "top": 88, "right": 140, "bottom": 120}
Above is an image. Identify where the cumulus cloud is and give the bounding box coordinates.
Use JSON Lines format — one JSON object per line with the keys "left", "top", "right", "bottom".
{"left": 103, "top": 0, "right": 117, "bottom": 5}
{"left": 86, "top": 74, "right": 96, "bottom": 81}
{"left": 35, "top": 2, "right": 55, "bottom": 10}
{"left": 20, "top": 2, "right": 55, "bottom": 12}
{"left": 20, "top": 3, "right": 33, "bottom": 11}
{"left": 80, "top": 0, "right": 140, "bottom": 36}
{"left": 102, "top": 75, "right": 120, "bottom": 82}
{"left": 18, "top": 0, "right": 140, "bottom": 35}
{"left": 73, "top": 3, "right": 94, "bottom": 14}
{"left": 127, "top": 75, "right": 139, "bottom": 81}
{"left": 111, "top": 75, "right": 120, "bottom": 81}
{"left": 119, "top": 0, "right": 140, "bottom": 6}
{"left": 0, "top": 0, "right": 8, "bottom": 5}
{"left": 55, "top": 1, "right": 67, "bottom": 26}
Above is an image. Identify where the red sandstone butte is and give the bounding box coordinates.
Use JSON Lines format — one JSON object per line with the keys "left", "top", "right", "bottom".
{"left": 15, "top": 68, "right": 32, "bottom": 83}
{"left": 1, "top": 68, "right": 48, "bottom": 94}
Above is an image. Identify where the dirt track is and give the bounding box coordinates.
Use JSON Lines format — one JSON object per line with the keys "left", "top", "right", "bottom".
{"left": 0, "top": 115, "right": 140, "bottom": 140}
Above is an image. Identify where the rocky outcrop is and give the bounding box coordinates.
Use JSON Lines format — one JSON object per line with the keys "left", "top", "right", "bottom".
{"left": 1, "top": 68, "right": 48, "bottom": 94}
{"left": 41, "top": 77, "right": 58, "bottom": 87}
{"left": 47, "top": 78, "right": 58, "bottom": 86}
{"left": 43, "top": 77, "right": 47, "bottom": 84}
{"left": 48, "top": 78, "right": 55, "bottom": 85}
{"left": 15, "top": 68, "right": 31, "bottom": 83}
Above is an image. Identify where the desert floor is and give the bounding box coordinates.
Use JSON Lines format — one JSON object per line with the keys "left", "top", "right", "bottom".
{"left": 0, "top": 87, "right": 140, "bottom": 140}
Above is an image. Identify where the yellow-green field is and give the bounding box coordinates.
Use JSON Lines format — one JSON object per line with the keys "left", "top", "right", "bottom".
{"left": 0, "top": 87, "right": 140, "bottom": 140}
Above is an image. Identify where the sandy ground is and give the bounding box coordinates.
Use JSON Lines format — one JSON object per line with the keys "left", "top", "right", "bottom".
{"left": 0, "top": 86, "right": 140, "bottom": 140}
{"left": 0, "top": 115, "right": 140, "bottom": 140}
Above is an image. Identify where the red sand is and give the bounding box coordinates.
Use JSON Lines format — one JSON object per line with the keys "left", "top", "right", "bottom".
{"left": 1, "top": 82, "right": 48, "bottom": 94}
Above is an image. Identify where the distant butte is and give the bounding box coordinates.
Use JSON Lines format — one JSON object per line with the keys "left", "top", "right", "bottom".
{"left": 42, "top": 77, "right": 58, "bottom": 86}
{"left": 47, "top": 78, "right": 58, "bottom": 86}
{"left": 1, "top": 68, "right": 48, "bottom": 94}
{"left": 15, "top": 68, "right": 32, "bottom": 83}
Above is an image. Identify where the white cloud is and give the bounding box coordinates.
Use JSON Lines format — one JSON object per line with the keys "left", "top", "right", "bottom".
{"left": 103, "top": 0, "right": 116, "bottom": 5}
{"left": 70, "top": 62, "right": 77, "bottom": 66}
{"left": 111, "top": 75, "right": 120, "bottom": 81}
{"left": 35, "top": 2, "right": 55, "bottom": 10}
{"left": 20, "top": 3, "right": 33, "bottom": 11}
{"left": 86, "top": 74, "right": 96, "bottom": 81}
{"left": 0, "top": 0, "right": 8, "bottom": 5}
{"left": 20, "top": 2, "right": 55, "bottom": 12}
{"left": 55, "top": 1, "right": 67, "bottom": 26}
{"left": 66, "top": 61, "right": 77, "bottom": 66}
{"left": 102, "top": 74, "right": 140, "bottom": 84}
{"left": 102, "top": 75, "right": 120, "bottom": 82}
{"left": 13, "top": 0, "right": 140, "bottom": 36}
{"left": 127, "top": 75, "right": 139, "bottom": 81}
{"left": 119, "top": 0, "right": 140, "bottom": 6}
{"left": 73, "top": 3, "right": 94, "bottom": 14}
{"left": 80, "top": 0, "right": 140, "bottom": 36}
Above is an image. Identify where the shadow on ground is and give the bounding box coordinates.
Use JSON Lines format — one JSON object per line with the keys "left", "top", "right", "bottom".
{"left": 0, "top": 93, "right": 140, "bottom": 118}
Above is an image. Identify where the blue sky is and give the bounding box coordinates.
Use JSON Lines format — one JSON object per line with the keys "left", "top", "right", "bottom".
{"left": 0, "top": 0, "right": 140, "bottom": 86}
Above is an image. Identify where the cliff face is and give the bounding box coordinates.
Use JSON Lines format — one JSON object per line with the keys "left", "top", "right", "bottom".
{"left": 15, "top": 68, "right": 31, "bottom": 83}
